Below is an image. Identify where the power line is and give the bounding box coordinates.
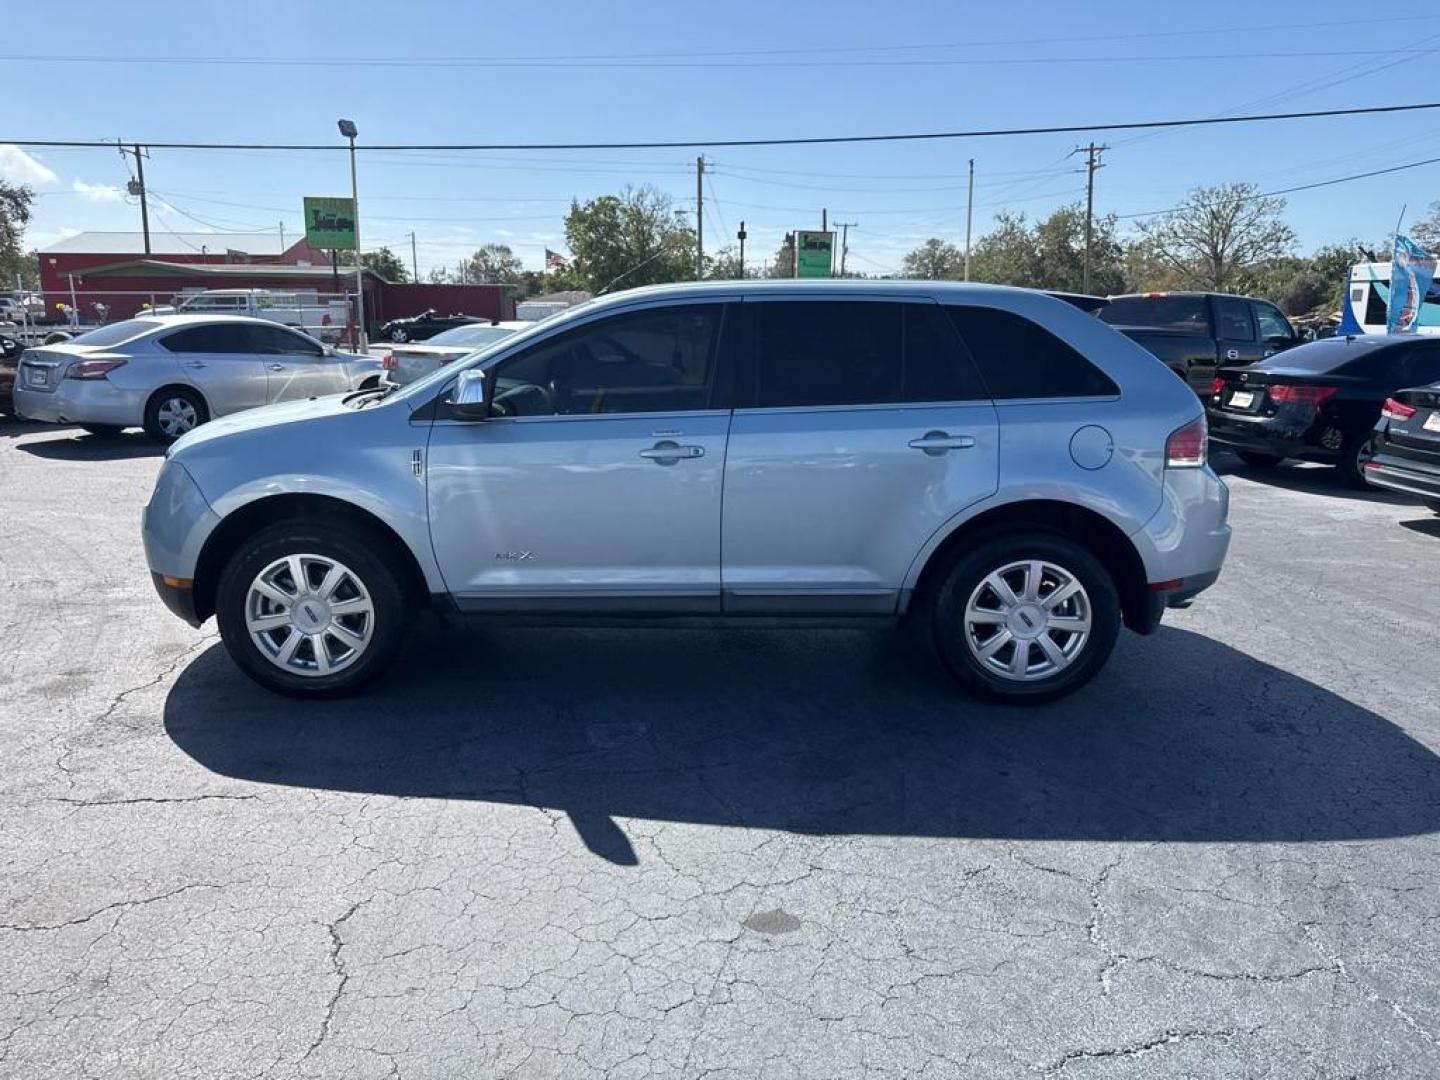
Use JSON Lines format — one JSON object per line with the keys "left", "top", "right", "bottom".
{"left": 3, "top": 48, "right": 1434, "bottom": 71}
{"left": 1115, "top": 153, "right": 1440, "bottom": 221}
{"left": 9, "top": 100, "right": 1440, "bottom": 152}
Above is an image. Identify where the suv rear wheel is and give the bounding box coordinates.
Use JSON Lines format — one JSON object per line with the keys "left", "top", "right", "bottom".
{"left": 215, "top": 521, "right": 411, "bottom": 697}
{"left": 931, "top": 532, "right": 1120, "bottom": 703}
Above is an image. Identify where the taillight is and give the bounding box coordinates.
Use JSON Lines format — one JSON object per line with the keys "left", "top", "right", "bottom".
{"left": 1165, "top": 415, "right": 1207, "bottom": 468}
{"left": 381, "top": 352, "right": 395, "bottom": 370}
{"left": 65, "top": 359, "right": 127, "bottom": 380}
{"left": 1269, "top": 384, "right": 1337, "bottom": 407}
{"left": 1382, "top": 397, "right": 1417, "bottom": 421}
{"left": 1209, "top": 377, "right": 1225, "bottom": 397}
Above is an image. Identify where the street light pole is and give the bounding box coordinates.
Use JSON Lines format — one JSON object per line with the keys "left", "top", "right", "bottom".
{"left": 339, "top": 119, "right": 366, "bottom": 351}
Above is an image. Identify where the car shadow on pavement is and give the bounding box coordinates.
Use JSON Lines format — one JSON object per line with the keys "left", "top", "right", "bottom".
{"left": 165, "top": 623, "right": 1440, "bottom": 864}
{"left": 1399, "top": 516, "right": 1440, "bottom": 539}
{"left": 14, "top": 429, "right": 162, "bottom": 461}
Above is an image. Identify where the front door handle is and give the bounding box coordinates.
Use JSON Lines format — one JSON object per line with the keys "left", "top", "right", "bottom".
{"left": 268, "top": 363, "right": 285, "bottom": 372}
{"left": 639, "top": 440, "right": 704, "bottom": 464}
{"left": 184, "top": 361, "right": 206, "bottom": 369}
{"left": 908, "top": 431, "right": 976, "bottom": 456}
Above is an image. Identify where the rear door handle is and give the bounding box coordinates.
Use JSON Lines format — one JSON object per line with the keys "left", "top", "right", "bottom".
{"left": 184, "top": 361, "right": 206, "bottom": 369}
{"left": 268, "top": 363, "right": 285, "bottom": 372}
{"left": 908, "top": 431, "right": 976, "bottom": 455}
{"left": 639, "top": 440, "right": 704, "bottom": 463}
{"left": 1225, "top": 349, "right": 1240, "bottom": 361}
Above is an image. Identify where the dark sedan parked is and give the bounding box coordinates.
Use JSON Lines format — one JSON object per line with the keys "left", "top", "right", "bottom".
{"left": 1208, "top": 334, "right": 1440, "bottom": 487}
{"left": 0, "top": 334, "right": 23, "bottom": 415}
{"left": 377, "top": 309, "right": 486, "bottom": 344}
{"left": 1363, "top": 383, "right": 1440, "bottom": 512}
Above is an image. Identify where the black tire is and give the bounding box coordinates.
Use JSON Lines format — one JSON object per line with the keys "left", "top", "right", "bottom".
{"left": 388, "top": 326, "right": 409, "bottom": 343}
{"left": 1336, "top": 434, "right": 1371, "bottom": 490}
{"left": 215, "top": 520, "right": 411, "bottom": 698}
{"left": 930, "top": 531, "right": 1121, "bottom": 704}
{"left": 143, "top": 386, "right": 208, "bottom": 443}
{"left": 1236, "top": 450, "right": 1285, "bottom": 468}
{"left": 80, "top": 423, "right": 126, "bottom": 437}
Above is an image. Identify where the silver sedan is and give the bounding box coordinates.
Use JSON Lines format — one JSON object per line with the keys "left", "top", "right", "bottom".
{"left": 14, "top": 314, "right": 385, "bottom": 442}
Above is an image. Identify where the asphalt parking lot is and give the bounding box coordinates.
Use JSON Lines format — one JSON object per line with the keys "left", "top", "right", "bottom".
{"left": 2, "top": 417, "right": 1439, "bottom": 1079}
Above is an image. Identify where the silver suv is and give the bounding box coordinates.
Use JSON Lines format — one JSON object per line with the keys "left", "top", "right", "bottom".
{"left": 142, "top": 281, "right": 1230, "bottom": 702}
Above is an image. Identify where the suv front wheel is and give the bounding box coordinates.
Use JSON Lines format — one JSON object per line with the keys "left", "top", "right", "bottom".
{"left": 931, "top": 532, "right": 1121, "bottom": 703}
{"left": 215, "top": 521, "right": 411, "bottom": 697}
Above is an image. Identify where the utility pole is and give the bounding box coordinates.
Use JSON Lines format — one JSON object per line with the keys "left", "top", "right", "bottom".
{"left": 833, "top": 221, "right": 857, "bottom": 277}
{"left": 409, "top": 231, "right": 418, "bottom": 282}
{"left": 1074, "top": 142, "right": 1108, "bottom": 294}
{"left": 279, "top": 221, "right": 285, "bottom": 252}
{"left": 120, "top": 144, "right": 152, "bottom": 255}
{"left": 964, "top": 158, "right": 975, "bottom": 282}
{"left": 695, "top": 155, "right": 705, "bottom": 280}
{"left": 737, "top": 220, "right": 747, "bottom": 279}
{"left": 821, "top": 207, "right": 827, "bottom": 232}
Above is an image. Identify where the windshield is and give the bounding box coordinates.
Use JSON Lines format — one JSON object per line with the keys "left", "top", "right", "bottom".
{"left": 425, "top": 324, "right": 519, "bottom": 347}
{"left": 390, "top": 302, "right": 599, "bottom": 403}
{"left": 1100, "top": 295, "right": 1209, "bottom": 332}
{"left": 65, "top": 319, "right": 162, "bottom": 347}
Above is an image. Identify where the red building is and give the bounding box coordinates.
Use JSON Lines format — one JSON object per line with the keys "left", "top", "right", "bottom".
{"left": 35, "top": 231, "right": 513, "bottom": 330}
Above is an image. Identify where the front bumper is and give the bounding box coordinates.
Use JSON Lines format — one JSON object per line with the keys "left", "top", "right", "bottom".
{"left": 150, "top": 571, "right": 203, "bottom": 627}
{"left": 14, "top": 378, "right": 146, "bottom": 426}
{"left": 142, "top": 459, "right": 220, "bottom": 624}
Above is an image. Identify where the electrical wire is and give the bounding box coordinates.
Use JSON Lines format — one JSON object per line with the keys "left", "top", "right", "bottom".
{"left": 9, "top": 101, "right": 1440, "bottom": 152}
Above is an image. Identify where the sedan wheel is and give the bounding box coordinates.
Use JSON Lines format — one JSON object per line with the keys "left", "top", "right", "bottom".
{"left": 963, "top": 559, "right": 1092, "bottom": 682}
{"left": 389, "top": 327, "right": 409, "bottom": 343}
{"left": 245, "top": 553, "right": 375, "bottom": 678}
{"left": 156, "top": 397, "right": 199, "bottom": 437}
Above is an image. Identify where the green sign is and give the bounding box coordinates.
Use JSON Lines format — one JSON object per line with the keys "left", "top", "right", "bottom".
{"left": 303, "top": 196, "right": 357, "bottom": 250}
{"left": 795, "top": 230, "right": 834, "bottom": 278}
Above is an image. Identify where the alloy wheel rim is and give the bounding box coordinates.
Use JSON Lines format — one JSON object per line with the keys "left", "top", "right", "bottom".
{"left": 157, "top": 397, "right": 199, "bottom": 437}
{"left": 963, "top": 559, "right": 1092, "bottom": 682}
{"left": 245, "top": 554, "right": 375, "bottom": 678}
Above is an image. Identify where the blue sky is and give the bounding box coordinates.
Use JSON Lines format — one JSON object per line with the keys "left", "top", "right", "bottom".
{"left": 5, "top": 0, "right": 1440, "bottom": 276}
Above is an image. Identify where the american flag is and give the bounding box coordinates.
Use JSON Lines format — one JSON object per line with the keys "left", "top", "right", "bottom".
{"left": 545, "top": 248, "right": 569, "bottom": 270}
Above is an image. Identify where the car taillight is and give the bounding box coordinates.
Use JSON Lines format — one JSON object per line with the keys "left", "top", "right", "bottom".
{"left": 1209, "top": 377, "right": 1225, "bottom": 397}
{"left": 1269, "top": 384, "right": 1337, "bottom": 406}
{"left": 381, "top": 352, "right": 395, "bottom": 370}
{"left": 65, "top": 359, "right": 127, "bottom": 380}
{"left": 1165, "top": 415, "right": 1207, "bottom": 468}
{"left": 1382, "top": 396, "right": 1417, "bottom": 421}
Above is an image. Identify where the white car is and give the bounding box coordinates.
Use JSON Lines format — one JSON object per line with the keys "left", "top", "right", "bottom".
{"left": 382, "top": 321, "right": 528, "bottom": 385}
{"left": 148, "top": 289, "right": 352, "bottom": 343}
{"left": 14, "top": 314, "right": 384, "bottom": 442}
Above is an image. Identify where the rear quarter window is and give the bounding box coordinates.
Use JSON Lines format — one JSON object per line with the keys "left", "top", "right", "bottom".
{"left": 1099, "top": 295, "right": 1207, "bottom": 332}
{"left": 945, "top": 306, "right": 1118, "bottom": 399}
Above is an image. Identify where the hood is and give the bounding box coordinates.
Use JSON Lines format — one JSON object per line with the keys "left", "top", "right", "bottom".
{"left": 168, "top": 393, "right": 355, "bottom": 456}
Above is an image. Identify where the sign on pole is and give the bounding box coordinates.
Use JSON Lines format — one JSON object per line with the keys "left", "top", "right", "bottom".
{"left": 794, "top": 230, "right": 835, "bottom": 278}
{"left": 303, "top": 196, "right": 357, "bottom": 250}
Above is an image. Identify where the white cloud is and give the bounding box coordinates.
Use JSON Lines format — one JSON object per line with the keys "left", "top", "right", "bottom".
{"left": 0, "top": 145, "right": 57, "bottom": 186}
{"left": 72, "top": 180, "right": 125, "bottom": 202}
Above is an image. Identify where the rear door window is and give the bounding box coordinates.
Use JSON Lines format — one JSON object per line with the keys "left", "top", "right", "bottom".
{"left": 161, "top": 324, "right": 255, "bottom": 354}
{"left": 748, "top": 300, "right": 986, "bottom": 408}
{"left": 1214, "top": 298, "right": 1256, "bottom": 341}
{"left": 247, "top": 324, "right": 324, "bottom": 356}
{"left": 945, "top": 305, "right": 1118, "bottom": 399}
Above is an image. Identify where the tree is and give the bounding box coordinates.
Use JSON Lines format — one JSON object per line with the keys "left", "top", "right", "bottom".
{"left": 705, "top": 245, "right": 753, "bottom": 280}
{"left": 969, "top": 212, "right": 1042, "bottom": 287}
{"left": 1135, "top": 182, "right": 1296, "bottom": 292}
{"left": 337, "top": 246, "right": 409, "bottom": 282}
{"left": 564, "top": 185, "right": 697, "bottom": 293}
{"left": 900, "top": 238, "right": 964, "bottom": 280}
{"left": 1031, "top": 204, "right": 1125, "bottom": 295}
{"left": 458, "top": 242, "right": 523, "bottom": 285}
{"left": 0, "top": 181, "right": 35, "bottom": 290}
{"left": 1412, "top": 203, "right": 1440, "bottom": 249}
{"left": 766, "top": 235, "right": 796, "bottom": 279}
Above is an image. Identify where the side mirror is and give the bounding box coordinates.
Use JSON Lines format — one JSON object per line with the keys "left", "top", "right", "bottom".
{"left": 450, "top": 368, "right": 493, "bottom": 420}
